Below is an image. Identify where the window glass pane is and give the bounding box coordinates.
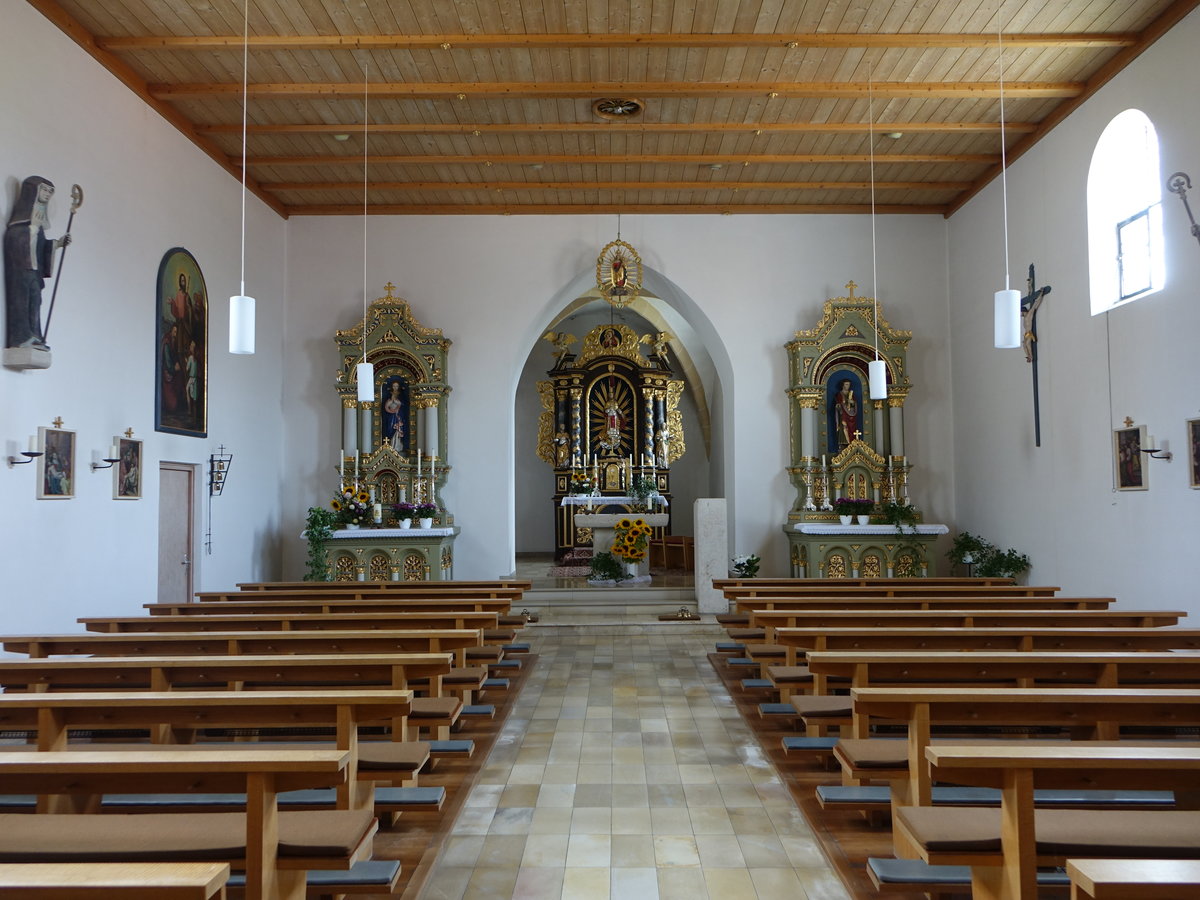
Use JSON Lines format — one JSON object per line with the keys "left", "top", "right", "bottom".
{"left": 1118, "top": 210, "right": 1152, "bottom": 299}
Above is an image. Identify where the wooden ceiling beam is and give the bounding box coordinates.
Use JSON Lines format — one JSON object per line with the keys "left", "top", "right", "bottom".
{"left": 151, "top": 80, "right": 1082, "bottom": 100}
{"left": 98, "top": 32, "right": 1136, "bottom": 52}
{"left": 198, "top": 121, "right": 1036, "bottom": 136}
{"left": 24, "top": 0, "right": 287, "bottom": 218}
{"left": 249, "top": 152, "right": 996, "bottom": 167}
{"left": 265, "top": 180, "right": 973, "bottom": 193}
{"left": 946, "top": 0, "right": 1200, "bottom": 216}
{"left": 290, "top": 202, "right": 948, "bottom": 215}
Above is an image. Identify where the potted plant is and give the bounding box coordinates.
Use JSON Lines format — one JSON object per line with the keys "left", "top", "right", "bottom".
{"left": 610, "top": 517, "right": 651, "bottom": 579}
{"left": 393, "top": 501, "right": 415, "bottom": 529}
{"left": 730, "top": 553, "right": 760, "bottom": 578}
{"left": 945, "top": 531, "right": 1031, "bottom": 580}
{"left": 331, "top": 487, "right": 370, "bottom": 528}
{"left": 587, "top": 551, "right": 623, "bottom": 583}
{"left": 302, "top": 506, "right": 338, "bottom": 581}
{"left": 415, "top": 502, "right": 438, "bottom": 529}
{"left": 946, "top": 531, "right": 992, "bottom": 574}
{"left": 833, "top": 497, "right": 873, "bottom": 525}
{"left": 628, "top": 475, "right": 657, "bottom": 512}
{"left": 569, "top": 471, "right": 594, "bottom": 495}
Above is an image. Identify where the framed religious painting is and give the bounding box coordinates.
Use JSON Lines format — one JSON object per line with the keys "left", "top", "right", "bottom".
{"left": 113, "top": 435, "right": 143, "bottom": 500}
{"left": 36, "top": 426, "right": 75, "bottom": 499}
{"left": 1113, "top": 425, "right": 1147, "bottom": 491}
{"left": 1188, "top": 418, "right": 1200, "bottom": 489}
{"left": 155, "top": 247, "right": 208, "bottom": 437}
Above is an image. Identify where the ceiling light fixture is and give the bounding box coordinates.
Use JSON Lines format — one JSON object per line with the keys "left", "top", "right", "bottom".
{"left": 993, "top": 3, "right": 1021, "bottom": 349}
{"left": 866, "top": 67, "right": 887, "bottom": 401}
{"left": 355, "top": 60, "right": 374, "bottom": 404}
{"left": 228, "top": 0, "right": 255, "bottom": 354}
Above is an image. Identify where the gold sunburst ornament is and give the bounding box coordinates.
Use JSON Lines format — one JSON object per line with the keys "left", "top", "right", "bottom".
{"left": 596, "top": 239, "right": 643, "bottom": 308}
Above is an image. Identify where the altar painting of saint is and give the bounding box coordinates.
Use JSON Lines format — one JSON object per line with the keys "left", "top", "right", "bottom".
{"left": 380, "top": 375, "right": 409, "bottom": 452}
{"left": 826, "top": 371, "right": 863, "bottom": 453}
{"left": 155, "top": 248, "right": 207, "bottom": 437}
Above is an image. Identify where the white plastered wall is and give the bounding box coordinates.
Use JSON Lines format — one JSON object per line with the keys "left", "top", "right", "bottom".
{"left": 946, "top": 8, "right": 1200, "bottom": 611}
{"left": 0, "top": 3, "right": 287, "bottom": 635}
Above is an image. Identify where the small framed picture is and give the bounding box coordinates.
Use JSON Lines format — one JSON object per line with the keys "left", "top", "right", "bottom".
{"left": 1113, "top": 425, "right": 1147, "bottom": 491}
{"left": 1188, "top": 418, "right": 1200, "bottom": 490}
{"left": 113, "top": 436, "right": 143, "bottom": 500}
{"left": 37, "top": 427, "right": 76, "bottom": 499}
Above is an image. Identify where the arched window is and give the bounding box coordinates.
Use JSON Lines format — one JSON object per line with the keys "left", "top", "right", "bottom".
{"left": 1087, "top": 109, "right": 1165, "bottom": 315}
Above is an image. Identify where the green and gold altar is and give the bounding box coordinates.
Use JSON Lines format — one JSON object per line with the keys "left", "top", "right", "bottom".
{"left": 783, "top": 282, "right": 946, "bottom": 578}
{"left": 535, "top": 239, "right": 687, "bottom": 564}
{"left": 325, "top": 284, "right": 460, "bottom": 581}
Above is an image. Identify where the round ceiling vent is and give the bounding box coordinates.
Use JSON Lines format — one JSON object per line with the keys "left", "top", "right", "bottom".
{"left": 592, "top": 98, "right": 644, "bottom": 120}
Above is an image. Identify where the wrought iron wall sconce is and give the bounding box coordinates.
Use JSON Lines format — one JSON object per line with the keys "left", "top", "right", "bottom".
{"left": 1167, "top": 172, "right": 1200, "bottom": 249}
{"left": 7, "top": 437, "right": 43, "bottom": 468}
{"left": 1140, "top": 439, "right": 1172, "bottom": 461}
{"left": 209, "top": 445, "right": 233, "bottom": 496}
{"left": 90, "top": 444, "right": 121, "bottom": 472}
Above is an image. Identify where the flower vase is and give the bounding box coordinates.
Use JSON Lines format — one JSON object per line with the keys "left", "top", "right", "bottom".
{"left": 419, "top": 517, "right": 434, "bottom": 530}
{"left": 838, "top": 515, "right": 853, "bottom": 526}
{"left": 398, "top": 518, "right": 411, "bottom": 530}
{"left": 345, "top": 523, "right": 360, "bottom": 530}
{"left": 856, "top": 515, "right": 871, "bottom": 525}
{"left": 626, "top": 561, "right": 639, "bottom": 579}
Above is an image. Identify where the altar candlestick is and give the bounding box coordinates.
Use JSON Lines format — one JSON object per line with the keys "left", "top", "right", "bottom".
{"left": 417, "top": 449, "right": 421, "bottom": 480}
{"left": 340, "top": 449, "right": 345, "bottom": 486}
{"left": 822, "top": 454, "right": 827, "bottom": 468}
{"left": 373, "top": 503, "right": 382, "bottom": 524}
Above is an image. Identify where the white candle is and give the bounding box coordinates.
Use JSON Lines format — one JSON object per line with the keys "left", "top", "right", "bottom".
{"left": 354, "top": 454, "right": 359, "bottom": 480}
{"left": 399, "top": 486, "right": 406, "bottom": 502}
{"left": 373, "top": 503, "right": 382, "bottom": 523}
{"left": 822, "top": 454, "right": 827, "bottom": 467}
{"left": 340, "top": 449, "right": 345, "bottom": 485}
{"left": 417, "top": 449, "right": 422, "bottom": 480}
{"left": 28, "top": 436, "right": 36, "bottom": 452}
{"left": 109, "top": 444, "right": 118, "bottom": 459}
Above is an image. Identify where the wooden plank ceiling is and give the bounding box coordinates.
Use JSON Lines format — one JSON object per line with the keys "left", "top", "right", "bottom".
{"left": 30, "top": 0, "right": 1199, "bottom": 218}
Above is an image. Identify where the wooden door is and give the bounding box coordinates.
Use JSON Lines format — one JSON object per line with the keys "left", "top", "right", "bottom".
{"left": 158, "top": 462, "right": 196, "bottom": 603}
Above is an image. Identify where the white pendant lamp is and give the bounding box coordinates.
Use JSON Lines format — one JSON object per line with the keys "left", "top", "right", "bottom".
{"left": 866, "top": 69, "right": 888, "bottom": 401}
{"left": 993, "top": 4, "right": 1021, "bottom": 349}
{"left": 355, "top": 60, "right": 374, "bottom": 403}
{"left": 229, "top": 0, "right": 255, "bottom": 355}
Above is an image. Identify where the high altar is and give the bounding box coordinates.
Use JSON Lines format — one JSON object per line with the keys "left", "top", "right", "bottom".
{"left": 325, "top": 284, "right": 459, "bottom": 581}
{"left": 783, "top": 282, "right": 946, "bottom": 577}
{"left": 535, "top": 322, "right": 686, "bottom": 561}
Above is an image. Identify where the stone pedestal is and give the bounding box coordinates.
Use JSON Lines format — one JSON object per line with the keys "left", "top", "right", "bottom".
{"left": 694, "top": 498, "right": 728, "bottom": 614}
{"left": 3, "top": 346, "right": 52, "bottom": 370}
{"left": 573, "top": 512, "right": 669, "bottom": 578}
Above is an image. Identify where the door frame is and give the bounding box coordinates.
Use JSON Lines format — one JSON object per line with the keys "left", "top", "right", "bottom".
{"left": 158, "top": 460, "right": 199, "bottom": 602}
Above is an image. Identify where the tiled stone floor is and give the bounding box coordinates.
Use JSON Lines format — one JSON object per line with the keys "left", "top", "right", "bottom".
{"left": 419, "top": 628, "right": 850, "bottom": 900}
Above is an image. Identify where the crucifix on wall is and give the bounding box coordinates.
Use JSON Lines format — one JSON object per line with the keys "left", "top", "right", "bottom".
{"left": 1020, "top": 264, "right": 1052, "bottom": 447}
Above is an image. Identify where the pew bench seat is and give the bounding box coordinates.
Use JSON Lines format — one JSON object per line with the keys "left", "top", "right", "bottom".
{"left": 228, "top": 859, "right": 402, "bottom": 899}
{"left": 0, "top": 861, "right": 231, "bottom": 899}
{"left": 98, "top": 785, "right": 445, "bottom": 815}
{"left": 867, "top": 857, "right": 1069, "bottom": 896}
{"left": 1065, "top": 857, "right": 1200, "bottom": 899}
{"left": 815, "top": 784, "right": 1176, "bottom": 812}
{"left": 0, "top": 809, "right": 376, "bottom": 865}
{"left": 895, "top": 806, "right": 1200, "bottom": 864}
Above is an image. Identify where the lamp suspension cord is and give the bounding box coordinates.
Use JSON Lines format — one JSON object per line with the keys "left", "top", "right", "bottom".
{"left": 238, "top": 0, "right": 248, "bottom": 297}
{"left": 868, "top": 63, "right": 880, "bottom": 362}
{"left": 998, "top": 3, "right": 1011, "bottom": 292}
{"left": 362, "top": 60, "right": 369, "bottom": 365}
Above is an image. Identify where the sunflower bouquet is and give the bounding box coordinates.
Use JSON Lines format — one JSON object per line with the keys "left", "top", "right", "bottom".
{"left": 610, "top": 517, "right": 651, "bottom": 564}
{"left": 331, "top": 486, "right": 371, "bottom": 526}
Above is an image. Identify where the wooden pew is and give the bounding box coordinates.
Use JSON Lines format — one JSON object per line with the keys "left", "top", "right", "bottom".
{"left": 0, "top": 862, "right": 230, "bottom": 899}
{"left": 769, "top": 626, "right": 1200, "bottom": 669}
{"left": 0, "top": 689, "right": 413, "bottom": 817}
{"left": 0, "top": 749, "right": 367, "bottom": 900}
{"left": 79, "top": 610, "right": 504, "bottom": 635}
{"left": 733, "top": 595, "right": 1114, "bottom": 612}
{"left": 2, "top": 630, "right": 484, "bottom": 664}
{"left": 804, "top": 650, "right": 1200, "bottom": 712}
{"left": 715, "top": 576, "right": 1019, "bottom": 590}
{"left": 847, "top": 687, "right": 1200, "bottom": 809}
{"left": 721, "top": 583, "right": 1061, "bottom": 599}
{"left": 1066, "top": 858, "right": 1200, "bottom": 899}
{"left": 233, "top": 580, "right": 530, "bottom": 595}
{"left": 147, "top": 597, "right": 513, "bottom": 616}
{"left": 899, "top": 743, "right": 1200, "bottom": 900}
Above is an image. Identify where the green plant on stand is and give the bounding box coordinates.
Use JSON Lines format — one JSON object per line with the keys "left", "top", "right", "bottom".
{"left": 628, "top": 475, "right": 657, "bottom": 512}
{"left": 945, "top": 530, "right": 1031, "bottom": 580}
{"left": 588, "top": 551, "right": 623, "bottom": 582}
{"left": 875, "top": 500, "right": 925, "bottom": 575}
{"left": 303, "top": 506, "right": 338, "bottom": 581}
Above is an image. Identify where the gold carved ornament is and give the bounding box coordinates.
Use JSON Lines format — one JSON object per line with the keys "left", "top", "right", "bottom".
{"left": 827, "top": 554, "right": 847, "bottom": 578}
{"left": 403, "top": 553, "right": 426, "bottom": 582}
{"left": 596, "top": 239, "right": 643, "bottom": 308}
{"left": 369, "top": 554, "right": 390, "bottom": 581}
{"left": 535, "top": 381, "right": 557, "bottom": 465}
{"left": 862, "top": 554, "right": 882, "bottom": 578}
{"left": 334, "top": 555, "right": 356, "bottom": 581}
{"left": 441, "top": 549, "right": 452, "bottom": 571}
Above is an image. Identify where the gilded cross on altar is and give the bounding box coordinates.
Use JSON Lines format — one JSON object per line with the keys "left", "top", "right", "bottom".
{"left": 845, "top": 281, "right": 857, "bottom": 299}
{"left": 853, "top": 429, "right": 863, "bottom": 440}
{"left": 51, "top": 417, "right": 63, "bottom": 428}
{"left": 124, "top": 427, "right": 135, "bottom": 438}
{"left": 1124, "top": 417, "right": 1134, "bottom": 427}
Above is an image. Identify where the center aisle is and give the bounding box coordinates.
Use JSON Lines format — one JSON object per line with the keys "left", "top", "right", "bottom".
{"left": 419, "top": 626, "right": 849, "bottom": 900}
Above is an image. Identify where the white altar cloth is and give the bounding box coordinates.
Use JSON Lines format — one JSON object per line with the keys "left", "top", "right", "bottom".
{"left": 793, "top": 523, "right": 948, "bottom": 535}
{"left": 560, "top": 495, "right": 668, "bottom": 507}
{"left": 328, "top": 527, "right": 457, "bottom": 539}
